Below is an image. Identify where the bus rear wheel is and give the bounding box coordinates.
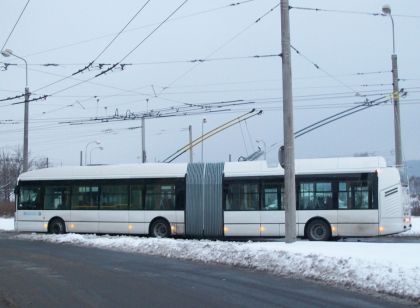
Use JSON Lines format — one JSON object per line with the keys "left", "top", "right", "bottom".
{"left": 150, "top": 219, "right": 171, "bottom": 238}
{"left": 49, "top": 219, "right": 66, "bottom": 234}
{"left": 306, "top": 219, "right": 331, "bottom": 241}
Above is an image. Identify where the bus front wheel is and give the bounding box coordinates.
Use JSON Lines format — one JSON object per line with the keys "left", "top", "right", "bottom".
{"left": 150, "top": 219, "right": 171, "bottom": 238}
{"left": 49, "top": 218, "right": 66, "bottom": 234}
{"left": 306, "top": 219, "right": 331, "bottom": 241}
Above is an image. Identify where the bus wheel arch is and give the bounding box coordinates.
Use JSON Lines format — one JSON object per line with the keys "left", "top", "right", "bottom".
{"left": 304, "top": 217, "right": 331, "bottom": 241}
{"left": 149, "top": 217, "right": 171, "bottom": 238}
{"left": 48, "top": 217, "right": 66, "bottom": 234}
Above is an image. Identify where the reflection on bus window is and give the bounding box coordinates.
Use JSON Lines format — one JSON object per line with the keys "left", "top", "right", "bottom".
{"left": 225, "top": 183, "right": 259, "bottom": 211}
{"left": 71, "top": 186, "right": 99, "bottom": 210}
{"left": 299, "top": 182, "right": 333, "bottom": 210}
{"left": 100, "top": 185, "right": 128, "bottom": 210}
{"left": 262, "top": 184, "right": 283, "bottom": 210}
{"left": 338, "top": 181, "right": 370, "bottom": 209}
{"left": 19, "top": 186, "right": 42, "bottom": 210}
{"left": 44, "top": 186, "right": 71, "bottom": 210}
{"left": 145, "top": 184, "right": 176, "bottom": 210}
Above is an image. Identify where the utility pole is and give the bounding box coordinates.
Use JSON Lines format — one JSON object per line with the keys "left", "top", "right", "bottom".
{"left": 141, "top": 117, "right": 146, "bottom": 163}
{"left": 382, "top": 5, "right": 402, "bottom": 169}
{"left": 80, "top": 151, "right": 83, "bottom": 166}
{"left": 392, "top": 54, "right": 402, "bottom": 167}
{"left": 281, "top": 0, "right": 296, "bottom": 243}
{"left": 189, "top": 125, "right": 193, "bottom": 163}
{"left": 1, "top": 49, "right": 30, "bottom": 172}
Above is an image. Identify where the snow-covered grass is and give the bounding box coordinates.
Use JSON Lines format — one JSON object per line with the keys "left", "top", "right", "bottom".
{"left": 17, "top": 228, "right": 420, "bottom": 302}
{"left": 0, "top": 217, "right": 14, "bottom": 231}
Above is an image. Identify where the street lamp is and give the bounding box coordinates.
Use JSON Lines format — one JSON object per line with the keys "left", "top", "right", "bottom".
{"left": 201, "top": 118, "right": 207, "bottom": 163}
{"left": 1, "top": 48, "right": 30, "bottom": 172}
{"left": 256, "top": 139, "right": 267, "bottom": 160}
{"left": 85, "top": 140, "right": 101, "bottom": 166}
{"left": 382, "top": 4, "right": 403, "bottom": 168}
{"left": 89, "top": 146, "right": 104, "bottom": 165}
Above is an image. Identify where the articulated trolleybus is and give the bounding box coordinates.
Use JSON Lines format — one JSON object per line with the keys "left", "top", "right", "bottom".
{"left": 15, "top": 156, "right": 411, "bottom": 241}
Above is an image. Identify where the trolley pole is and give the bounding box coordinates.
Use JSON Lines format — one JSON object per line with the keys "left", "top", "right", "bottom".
{"left": 189, "top": 125, "right": 193, "bottom": 163}
{"left": 281, "top": 0, "right": 297, "bottom": 243}
{"left": 141, "top": 117, "right": 146, "bottom": 163}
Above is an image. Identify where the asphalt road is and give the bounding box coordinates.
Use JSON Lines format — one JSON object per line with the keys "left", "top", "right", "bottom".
{"left": 0, "top": 231, "right": 415, "bottom": 308}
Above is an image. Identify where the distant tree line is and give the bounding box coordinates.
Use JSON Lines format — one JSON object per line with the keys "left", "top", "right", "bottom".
{"left": 0, "top": 147, "right": 48, "bottom": 217}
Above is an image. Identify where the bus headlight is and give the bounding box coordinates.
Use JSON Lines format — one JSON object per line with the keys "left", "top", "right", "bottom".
{"left": 404, "top": 217, "right": 411, "bottom": 224}
{"left": 379, "top": 226, "right": 385, "bottom": 233}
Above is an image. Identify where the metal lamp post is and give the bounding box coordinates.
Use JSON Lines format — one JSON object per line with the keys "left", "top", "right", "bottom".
{"left": 382, "top": 4, "right": 403, "bottom": 169}
{"left": 89, "top": 146, "right": 103, "bottom": 165}
{"left": 85, "top": 140, "right": 101, "bottom": 166}
{"left": 1, "top": 48, "right": 30, "bottom": 172}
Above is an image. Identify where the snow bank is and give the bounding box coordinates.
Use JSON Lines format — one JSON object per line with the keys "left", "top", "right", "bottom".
{"left": 18, "top": 233, "right": 420, "bottom": 302}
{"left": 0, "top": 217, "right": 14, "bottom": 231}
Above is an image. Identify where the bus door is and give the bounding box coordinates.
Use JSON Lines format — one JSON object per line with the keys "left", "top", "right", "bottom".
{"left": 260, "top": 183, "right": 283, "bottom": 237}
{"left": 337, "top": 178, "right": 377, "bottom": 237}
{"left": 297, "top": 181, "right": 337, "bottom": 237}
{"left": 16, "top": 185, "right": 44, "bottom": 232}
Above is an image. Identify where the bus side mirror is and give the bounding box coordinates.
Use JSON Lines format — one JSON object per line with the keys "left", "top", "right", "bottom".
{"left": 14, "top": 186, "right": 19, "bottom": 195}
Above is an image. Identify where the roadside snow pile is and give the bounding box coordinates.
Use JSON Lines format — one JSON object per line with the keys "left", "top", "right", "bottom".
{"left": 0, "top": 217, "right": 14, "bottom": 231}
{"left": 395, "top": 216, "right": 420, "bottom": 236}
{"left": 19, "top": 233, "right": 420, "bottom": 302}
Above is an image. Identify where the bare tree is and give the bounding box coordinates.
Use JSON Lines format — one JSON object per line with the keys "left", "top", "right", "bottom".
{"left": 0, "top": 147, "right": 48, "bottom": 201}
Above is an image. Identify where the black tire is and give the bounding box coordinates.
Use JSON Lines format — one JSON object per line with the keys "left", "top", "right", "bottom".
{"left": 150, "top": 219, "right": 171, "bottom": 238}
{"left": 306, "top": 219, "right": 331, "bottom": 241}
{"left": 49, "top": 219, "right": 66, "bottom": 234}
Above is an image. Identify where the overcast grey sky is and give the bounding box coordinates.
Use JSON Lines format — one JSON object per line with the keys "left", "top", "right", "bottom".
{"left": 1, "top": 0, "right": 419, "bottom": 166}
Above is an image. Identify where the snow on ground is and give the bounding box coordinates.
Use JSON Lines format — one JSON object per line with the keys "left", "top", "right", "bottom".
{"left": 16, "top": 223, "right": 420, "bottom": 302}
{"left": 0, "top": 217, "right": 14, "bottom": 231}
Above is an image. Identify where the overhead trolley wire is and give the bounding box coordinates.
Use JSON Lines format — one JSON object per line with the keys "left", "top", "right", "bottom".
{"left": 95, "top": 0, "right": 189, "bottom": 78}
{"left": 0, "top": 1, "right": 189, "bottom": 107}
{"left": 24, "top": 0, "right": 259, "bottom": 58}
{"left": 290, "top": 45, "right": 362, "bottom": 97}
{"left": 0, "top": 53, "right": 281, "bottom": 69}
{"left": 72, "top": 0, "right": 152, "bottom": 76}
{"left": 1, "top": 0, "right": 31, "bottom": 51}
{"left": 156, "top": 2, "right": 281, "bottom": 97}
{"left": 35, "top": 0, "right": 152, "bottom": 93}
{"left": 290, "top": 6, "right": 420, "bottom": 19}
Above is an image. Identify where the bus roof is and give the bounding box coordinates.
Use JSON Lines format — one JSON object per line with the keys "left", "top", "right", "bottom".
{"left": 18, "top": 156, "right": 387, "bottom": 182}
{"left": 18, "top": 163, "right": 188, "bottom": 182}
{"left": 224, "top": 156, "right": 387, "bottom": 177}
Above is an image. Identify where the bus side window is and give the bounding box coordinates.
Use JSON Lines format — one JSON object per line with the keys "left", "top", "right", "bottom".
{"left": 19, "top": 186, "right": 42, "bottom": 210}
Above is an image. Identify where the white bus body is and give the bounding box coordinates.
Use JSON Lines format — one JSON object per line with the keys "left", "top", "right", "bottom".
{"left": 15, "top": 157, "right": 411, "bottom": 240}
